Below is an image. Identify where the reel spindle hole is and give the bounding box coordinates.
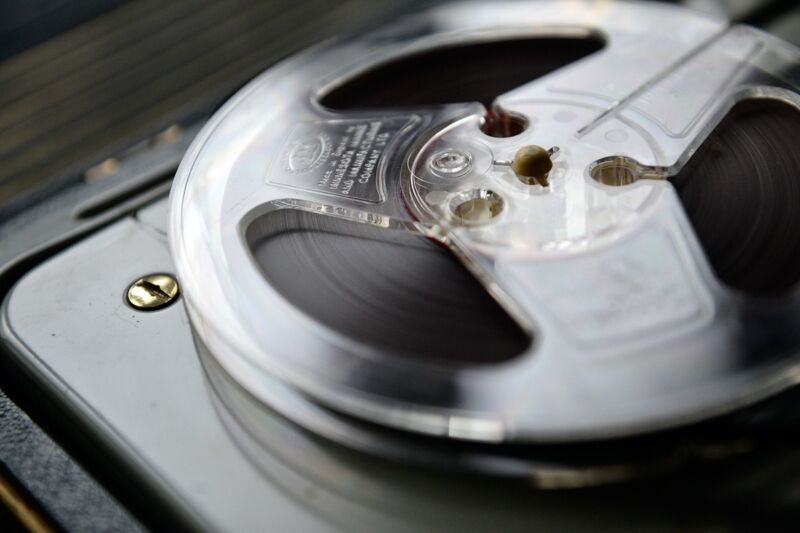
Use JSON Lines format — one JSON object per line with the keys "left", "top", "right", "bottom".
{"left": 590, "top": 156, "right": 649, "bottom": 187}
{"left": 481, "top": 110, "right": 529, "bottom": 138}
{"left": 451, "top": 189, "right": 504, "bottom": 224}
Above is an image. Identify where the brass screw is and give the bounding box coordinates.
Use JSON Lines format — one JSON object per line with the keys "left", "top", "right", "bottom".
{"left": 126, "top": 274, "right": 179, "bottom": 311}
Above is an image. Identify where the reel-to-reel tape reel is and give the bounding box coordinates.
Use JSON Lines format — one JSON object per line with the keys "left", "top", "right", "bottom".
{"left": 168, "top": 0, "right": 800, "bottom": 482}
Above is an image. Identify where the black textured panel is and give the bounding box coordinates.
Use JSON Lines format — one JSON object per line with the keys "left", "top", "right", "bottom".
{"left": 0, "top": 389, "right": 144, "bottom": 532}
{"left": 249, "top": 210, "right": 530, "bottom": 364}
{"left": 670, "top": 98, "right": 800, "bottom": 295}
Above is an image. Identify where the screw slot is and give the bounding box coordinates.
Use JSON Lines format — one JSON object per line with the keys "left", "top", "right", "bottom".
{"left": 589, "top": 156, "right": 666, "bottom": 186}
{"left": 127, "top": 274, "right": 180, "bottom": 311}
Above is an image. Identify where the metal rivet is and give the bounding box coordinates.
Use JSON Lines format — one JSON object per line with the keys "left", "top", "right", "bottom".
{"left": 126, "top": 274, "right": 179, "bottom": 311}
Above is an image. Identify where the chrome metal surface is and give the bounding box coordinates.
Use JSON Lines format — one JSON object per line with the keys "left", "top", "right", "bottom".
{"left": 0, "top": 197, "right": 728, "bottom": 530}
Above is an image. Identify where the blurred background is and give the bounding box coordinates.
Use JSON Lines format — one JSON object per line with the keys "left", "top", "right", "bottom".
{"left": 0, "top": 0, "right": 798, "bottom": 213}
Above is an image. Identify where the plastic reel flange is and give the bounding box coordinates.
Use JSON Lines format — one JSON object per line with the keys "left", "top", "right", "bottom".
{"left": 170, "top": 0, "right": 800, "bottom": 445}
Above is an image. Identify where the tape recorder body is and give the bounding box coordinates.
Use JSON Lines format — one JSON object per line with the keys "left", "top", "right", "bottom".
{"left": 3, "top": 1, "right": 800, "bottom": 530}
